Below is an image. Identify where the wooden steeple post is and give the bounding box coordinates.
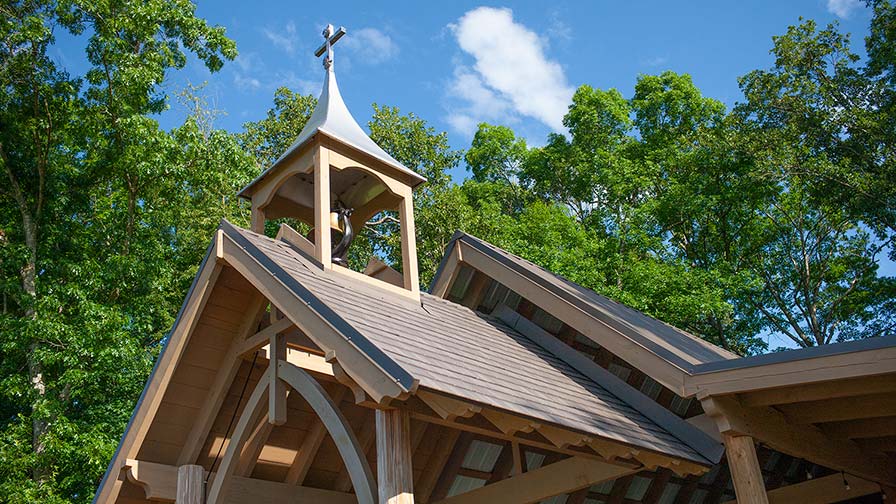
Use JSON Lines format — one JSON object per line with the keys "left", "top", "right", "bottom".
{"left": 313, "top": 145, "right": 332, "bottom": 269}
{"left": 376, "top": 408, "right": 415, "bottom": 504}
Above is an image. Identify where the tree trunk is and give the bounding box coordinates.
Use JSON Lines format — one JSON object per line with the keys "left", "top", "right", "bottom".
{"left": 21, "top": 211, "right": 47, "bottom": 485}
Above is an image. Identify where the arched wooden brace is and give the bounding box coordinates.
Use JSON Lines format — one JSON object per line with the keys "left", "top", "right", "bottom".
{"left": 278, "top": 359, "right": 377, "bottom": 504}
{"left": 205, "top": 362, "right": 377, "bottom": 504}
{"left": 206, "top": 375, "right": 270, "bottom": 503}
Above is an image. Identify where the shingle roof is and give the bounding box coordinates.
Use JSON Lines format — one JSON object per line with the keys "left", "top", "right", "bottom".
{"left": 442, "top": 233, "right": 739, "bottom": 371}
{"left": 222, "top": 222, "right": 717, "bottom": 465}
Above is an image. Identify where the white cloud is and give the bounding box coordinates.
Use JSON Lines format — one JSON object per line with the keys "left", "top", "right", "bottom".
{"left": 232, "top": 53, "right": 263, "bottom": 92}
{"left": 446, "top": 7, "right": 573, "bottom": 133}
{"left": 445, "top": 65, "right": 514, "bottom": 136}
{"left": 642, "top": 55, "right": 668, "bottom": 67}
{"left": 827, "top": 0, "right": 862, "bottom": 18}
{"left": 234, "top": 74, "right": 261, "bottom": 91}
{"left": 342, "top": 28, "right": 399, "bottom": 65}
{"left": 264, "top": 20, "right": 298, "bottom": 54}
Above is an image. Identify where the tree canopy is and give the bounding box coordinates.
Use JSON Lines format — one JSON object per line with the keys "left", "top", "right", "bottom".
{"left": 0, "top": 1, "right": 894, "bottom": 501}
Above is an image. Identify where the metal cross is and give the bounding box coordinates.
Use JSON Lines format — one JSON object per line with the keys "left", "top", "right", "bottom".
{"left": 314, "top": 24, "right": 346, "bottom": 70}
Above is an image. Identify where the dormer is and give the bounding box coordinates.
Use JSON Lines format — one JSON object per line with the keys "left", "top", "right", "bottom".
{"left": 238, "top": 25, "right": 426, "bottom": 297}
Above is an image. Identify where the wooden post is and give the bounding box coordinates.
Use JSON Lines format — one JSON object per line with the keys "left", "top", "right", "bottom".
{"left": 313, "top": 145, "right": 331, "bottom": 268}
{"left": 398, "top": 189, "right": 419, "bottom": 294}
{"left": 250, "top": 204, "right": 265, "bottom": 234}
{"left": 723, "top": 434, "right": 769, "bottom": 504}
{"left": 376, "top": 409, "right": 414, "bottom": 504}
{"left": 269, "top": 332, "right": 287, "bottom": 425}
{"left": 176, "top": 464, "right": 203, "bottom": 504}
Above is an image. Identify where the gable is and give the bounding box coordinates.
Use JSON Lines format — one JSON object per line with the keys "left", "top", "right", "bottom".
{"left": 431, "top": 232, "right": 738, "bottom": 396}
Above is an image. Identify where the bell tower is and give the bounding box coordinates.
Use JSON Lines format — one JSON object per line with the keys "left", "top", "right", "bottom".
{"left": 238, "top": 24, "right": 426, "bottom": 296}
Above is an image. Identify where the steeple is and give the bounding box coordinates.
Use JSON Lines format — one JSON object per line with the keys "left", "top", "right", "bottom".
{"left": 239, "top": 24, "right": 425, "bottom": 297}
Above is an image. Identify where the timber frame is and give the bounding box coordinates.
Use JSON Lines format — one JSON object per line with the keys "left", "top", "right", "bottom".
{"left": 95, "top": 224, "right": 715, "bottom": 504}
{"left": 430, "top": 231, "right": 896, "bottom": 502}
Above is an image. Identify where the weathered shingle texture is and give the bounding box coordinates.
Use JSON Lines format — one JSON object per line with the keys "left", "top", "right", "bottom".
{"left": 225, "top": 224, "right": 711, "bottom": 465}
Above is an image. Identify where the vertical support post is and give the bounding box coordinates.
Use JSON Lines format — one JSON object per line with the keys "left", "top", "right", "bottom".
{"left": 250, "top": 204, "right": 266, "bottom": 234}
{"left": 269, "top": 331, "right": 287, "bottom": 425}
{"left": 723, "top": 434, "right": 769, "bottom": 504}
{"left": 376, "top": 409, "right": 414, "bottom": 504}
{"left": 511, "top": 440, "right": 522, "bottom": 477}
{"left": 398, "top": 189, "right": 419, "bottom": 294}
{"left": 177, "top": 464, "right": 203, "bottom": 504}
{"left": 314, "top": 145, "right": 332, "bottom": 268}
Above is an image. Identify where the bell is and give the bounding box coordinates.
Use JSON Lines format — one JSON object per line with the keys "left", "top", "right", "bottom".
{"left": 305, "top": 205, "right": 354, "bottom": 267}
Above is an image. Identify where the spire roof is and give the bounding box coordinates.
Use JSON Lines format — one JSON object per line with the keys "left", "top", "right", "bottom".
{"left": 271, "top": 66, "right": 425, "bottom": 185}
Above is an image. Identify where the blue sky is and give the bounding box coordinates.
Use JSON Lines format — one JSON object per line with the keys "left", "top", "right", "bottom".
{"left": 133, "top": 0, "right": 876, "bottom": 150}
{"left": 53, "top": 1, "right": 885, "bottom": 348}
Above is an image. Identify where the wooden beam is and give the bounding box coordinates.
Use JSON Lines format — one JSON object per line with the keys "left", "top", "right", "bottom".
{"left": 269, "top": 331, "right": 288, "bottom": 425}
{"left": 285, "top": 388, "right": 347, "bottom": 485}
{"left": 121, "top": 459, "right": 357, "bottom": 503}
{"left": 722, "top": 434, "right": 768, "bottom": 504}
{"left": 432, "top": 457, "right": 639, "bottom": 504}
{"left": 430, "top": 241, "right": 462, "bottom": 298}
{"left": 428, "top": 432, "right": 474, "bottom": 503}
{"left": 739, "top": 375, "right": 896, "bottom": 407}
{"left": 398, "top": 188, "right": 420, "bottom": 294}
{"left": 235, "top": 410, "right": 275, "bottom": 477}
{"left": 313, "top": 145, "right": 331, "bottom": 268}
{"left": 701, "top": 394, "right": 896, "bottom": 486}
{"left": 822, "top": 416, "right": 896, "bottom": 439}
{"left": 377, "top": 409, "right": 415, "bottom": 504}
{"left": 776, "top": 393, "right": 896, "bottom": 424}
{"left": 177, "top": 465, "right": 203, "bottom": 504}
{"left": 416, "top": 429, "right": 461, "bottom": 504}
{"left": 720, "top": 472, "right": 881, "bottom": 504}
{"left": 238, "top": 317, "right": 294, "bottom": 358}
{"left": 686, "top": 345, "right": 896, "bottom": 397}
{"left": 277, "top": 360, "right": 376, "bottom": 504}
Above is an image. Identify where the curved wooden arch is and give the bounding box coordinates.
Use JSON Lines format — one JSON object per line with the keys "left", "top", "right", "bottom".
{"left": 206, "top": 376, "right": 270, "bottom": 503}
{"left": 278, "top": 359, "right": 377, "bottom": 504}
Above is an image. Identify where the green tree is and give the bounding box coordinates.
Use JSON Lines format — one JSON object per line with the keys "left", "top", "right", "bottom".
{"left": 240, "top": 87, "right": 317, "bottom": 170}
{"left": 735, "top": 16, "right": 896, "bottom": 345}
{"left": 0, "top": 2, "right": 239, "bottom": 501}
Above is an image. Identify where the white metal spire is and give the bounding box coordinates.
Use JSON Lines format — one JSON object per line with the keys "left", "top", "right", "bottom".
{"left": 264, "top": 24, "right": 425, "bottom": 184}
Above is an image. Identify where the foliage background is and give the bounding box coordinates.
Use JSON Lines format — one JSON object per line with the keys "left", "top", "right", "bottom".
{"left": 0, "top": 1, "right": 894, "bottom": 501}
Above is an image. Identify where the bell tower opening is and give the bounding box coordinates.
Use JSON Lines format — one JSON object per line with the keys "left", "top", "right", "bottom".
{"left": 238, "top": 24, "right": 426, "bottom": 298}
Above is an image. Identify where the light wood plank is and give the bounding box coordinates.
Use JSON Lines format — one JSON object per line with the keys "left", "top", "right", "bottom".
{"left": 722, "top": 434, "right": 768, "bottom": 504}
{"left": 432, "top": 457, "right": 639, "bottom": 504}
{"left": 177, "top": 464, "right": 203, "bottom": 504}
{"left": 739, "top": 375, "right": 896, "bottom": 407}
{"left": 377, "top": 409, "right": 415, "bottom": 504}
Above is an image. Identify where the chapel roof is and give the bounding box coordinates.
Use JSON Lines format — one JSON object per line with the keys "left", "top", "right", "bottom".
{"left": 222, "top": 221, "right": 720, "bottom": 466}
{"left": 434, "top": 232, "right": 740, "bottom": 374}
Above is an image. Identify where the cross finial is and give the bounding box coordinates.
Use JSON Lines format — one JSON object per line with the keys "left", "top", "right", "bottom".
{"left": 314, "top": 24, "right": 346, "bottom": 71}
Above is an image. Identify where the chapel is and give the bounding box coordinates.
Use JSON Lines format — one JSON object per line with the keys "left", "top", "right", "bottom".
{"left": 94, "top": 25, "right": 896, "bottom": 504}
